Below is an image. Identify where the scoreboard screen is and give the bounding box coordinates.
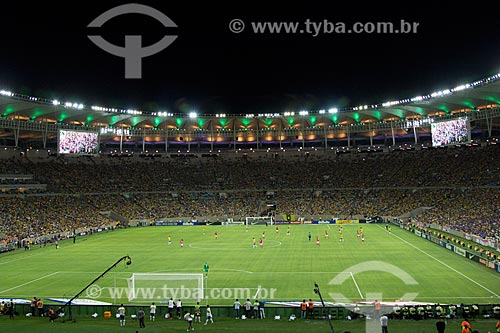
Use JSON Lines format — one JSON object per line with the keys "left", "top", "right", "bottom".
{"left": 431, "top": 118, "right": 470, "bottom": 147}
{"left": 58, "top": 130, "right": 99, "bottom": 155}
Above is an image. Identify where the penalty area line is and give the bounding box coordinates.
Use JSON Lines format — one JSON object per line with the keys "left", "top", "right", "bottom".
{"left": 381, "top": 226, "right": 500, "bottom": 298}
{"left": 350, "top": 272, "right": 364, "bottom": 299}
{"left": 0, "top": 271, "right": 59, "bottom": 294}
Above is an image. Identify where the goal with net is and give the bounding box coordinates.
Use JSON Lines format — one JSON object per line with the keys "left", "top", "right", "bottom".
{"left": 245, "top": 216, "right": 273, "bottom": 226}
{"left": 126, "top": 273, "right": 204, "bottom": 302}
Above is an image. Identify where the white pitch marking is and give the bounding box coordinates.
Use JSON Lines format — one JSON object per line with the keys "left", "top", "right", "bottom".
{"left": 383, "top": 226, "right": 500, "bottom": 298}
{"left": 350, "top": 272, "right": 364, "bottom": 299}
{"left": 0, "top": 271, "right": 59, "bottom": 294}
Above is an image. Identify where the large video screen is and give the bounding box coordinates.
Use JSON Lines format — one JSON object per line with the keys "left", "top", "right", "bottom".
{"left": 431, "top": 118, "right": 470, "bottom": 147}
{"left": 58, "top": 130, "right": 99, "bottom": 155}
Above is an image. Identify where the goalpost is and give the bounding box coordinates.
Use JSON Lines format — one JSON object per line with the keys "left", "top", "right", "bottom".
{"left": 245, "top": 216, "right": 274, "bottom": 226}
{"left": 126, "top": 273, "right": 204, "bottom": 302}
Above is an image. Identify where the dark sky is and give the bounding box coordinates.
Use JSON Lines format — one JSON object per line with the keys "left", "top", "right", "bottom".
{"left": 1, "top": 1, "right": 500, "bottom": 115}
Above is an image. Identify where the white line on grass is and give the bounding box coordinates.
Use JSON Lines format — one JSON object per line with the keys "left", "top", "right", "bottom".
{"left": 350, "top": 272, "right": 364, "bottom": 299}
{"left": 382, "top": 226, "right": 500, "bottom": 298}
{"left": 0, "top": 252, "right": 46, "bottom": 265}
{"left": 0, "top": 271, "right": 59, "bottom": 294}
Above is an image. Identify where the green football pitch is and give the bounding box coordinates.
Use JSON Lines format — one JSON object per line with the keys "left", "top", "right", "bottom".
{"left": 1, "top": 224, "right": 499, "bottom": 306}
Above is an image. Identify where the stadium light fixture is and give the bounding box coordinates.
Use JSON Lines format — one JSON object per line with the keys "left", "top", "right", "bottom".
{"left": 318, "top": 109, "right": 326, "bottom": 114}
{"left": 299, "top": 110, "right": 309, "bottom": 116}
{"left": 189, "top": 112, "right": 198, "bottom": 119}
{"left": 328, "top": 108, "right": 338, "bottom": 114}
{"left": 453, "top": 84, "right": 470, "bottom": 92}
{"left": 52, "top": 100, "right": 60, "bottom": 106}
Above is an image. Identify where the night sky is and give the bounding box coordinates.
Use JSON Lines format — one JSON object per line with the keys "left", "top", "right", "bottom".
{"left": 1, "top": 1, "right": 500, "bottom": 115}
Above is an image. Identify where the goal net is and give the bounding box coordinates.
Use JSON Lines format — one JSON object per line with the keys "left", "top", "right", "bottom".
{"left": 245, "top": 216, "right": 273, "bottom": 226}
{"left": 126, "top": 273, "right": 204, "bottom": 302}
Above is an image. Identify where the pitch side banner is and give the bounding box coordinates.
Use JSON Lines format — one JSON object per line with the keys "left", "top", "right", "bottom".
{"left": 312, "top": 219, "right": 337, "bottom": 224}
{"left": 454, "top": 247, "right": 466, "bottom": 257}
{"left": 466, "top": 251, "right": 479, "bottom": 262}
{"left": 335, "top": 219, "right": 359, "bottom": 225}
{"left": 154, "top": 222, "right": 200, "bottom": 226}
{"left": 479, "top": 257, "right": 496, "bottom": 270}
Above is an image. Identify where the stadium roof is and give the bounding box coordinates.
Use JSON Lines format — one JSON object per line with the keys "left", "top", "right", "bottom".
{"left": 1, "top": 72, "right": 500, "bottom": 131}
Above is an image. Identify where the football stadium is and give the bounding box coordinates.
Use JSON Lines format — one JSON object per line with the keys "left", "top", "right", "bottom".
{"left": 0, "top": 72, "right": 500, "bottom": 333}
{"left": 2, "top": 3, "right": 500, "bottom": 333}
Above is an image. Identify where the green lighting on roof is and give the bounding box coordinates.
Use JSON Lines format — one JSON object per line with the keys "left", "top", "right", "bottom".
{"left": 287, "top": 117, "right": 294, "bottom": 126}
{"left": 462, "top": 100, "right": 475, "bottom": 109}
{"left": 219, "top": 118, "right": 227, "bottom": 127}
{"left": 86, "top": 115, "right": 93, "bottom": 124}
{"left": 413, "top": 107, "right": 425, "bottom": 116}
{"left": 110, "top": 115, "right": 119, "bottom": 126}
{"left": 198, "top": 118, "right": 205, "bottom": 128}
{"left": 131, "top": 116, "right": 140, "bottom": 127}
{"left": 154, "top": 117, "right": 162, "bottom": 127}
{"left": 438, "top": 105, "right": 449, "bottom": 113}
{"left": 352, "top": 112, "right": 360, "bottom": 123}
{"left": 264, "top": 118, "right": 273, "bottom": 127}
{"left": 390, "top": 109, "right": 405, "bottom": 119}
{"left": 2, "top": 107, "right": 15, "bottom": 117}
{"left": 309, "top": 116, "right": 316, "bottom": 125}
{"left": 175, "top": 118, "right": 184, "bottom": 128}
{"left": 58, "top": 112, "right": 68, "bottom": 122}
{"left": 485, "top": 96, "right": 500, "bottom": 104}
{"left": 30, "top": 108, "right": 44, "bottom": 120}
{"left": 372, "top": 111, "right": 381, "bottom": 120}
{"left": 331, "top": 114, "right": 338, "bottom": 124}
{"left": 241, "top": 118, "right": 251, "bottom": 127}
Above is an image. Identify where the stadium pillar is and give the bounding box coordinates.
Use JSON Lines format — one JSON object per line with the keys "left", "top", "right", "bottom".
{"left": 210, "top": 122, "right": 214, "bottom": 152}
{"left": 233, "top": 121, "right": 237, "bottom": 151}
{"left": 43, "top": 119, "right": 48, "bottom": 149}
{"left": 413, "top": 123, "right": 418, "bottom": 144}
{"left": 120, "top": 130, "right": 123, "bottom": 153}
{"left": 391, "top": 123, "right": 395, "bottom": 146}
{"left": 15, "top": 116, "right": 20, "bottom": 147}
{"left": 323, "top": 121, "right": 328, "bottom": 150}
{"left": 486, "top": 115, "right": 492, "bottom": 137}
{"left": 256, "top": 118, "right": 260, "bottom": 150}
{"left": 369, "top": 123, "right": 373, "bottom": 147}
{"left": 347, "top": 127, "right": 351, "bottom": 147}
{"left": 302, "top": 118, "right": 305, "bottom": 149}
{"left": 279, "top": 121, "right": 282, "bottom": 150}
{"left": 142, "top": 129, "right": 145, "bottom": 152}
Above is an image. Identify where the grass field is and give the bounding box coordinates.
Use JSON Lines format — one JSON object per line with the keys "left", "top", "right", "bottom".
{"left": 1, "top": 224, "right": 500, "bottom": 308}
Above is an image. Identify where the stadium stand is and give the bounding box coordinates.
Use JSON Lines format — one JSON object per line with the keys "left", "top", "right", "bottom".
{"left": 0, "top": 143, "right": 498, "bottom": 254}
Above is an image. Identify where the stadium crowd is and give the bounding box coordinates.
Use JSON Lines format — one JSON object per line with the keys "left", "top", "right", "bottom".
{"left": 0, "top": 144, "right": 498, "bottom": 249}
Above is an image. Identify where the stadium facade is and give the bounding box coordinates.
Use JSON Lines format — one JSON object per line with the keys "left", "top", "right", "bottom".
{"left": 0, "top": 73, "right": 500, "bottom": 152}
